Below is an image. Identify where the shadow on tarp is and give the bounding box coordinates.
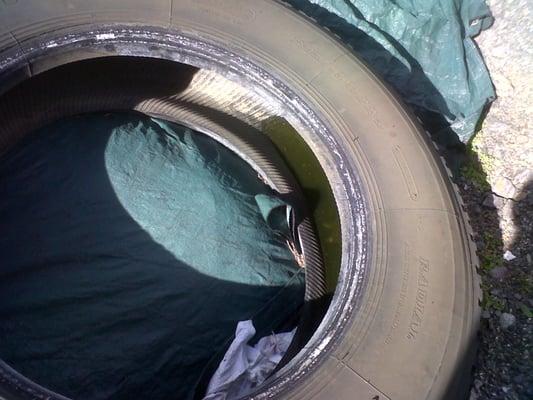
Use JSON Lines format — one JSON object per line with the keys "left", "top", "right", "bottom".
{"left": 0, "top": 111, "right": 305, "bottom": 400}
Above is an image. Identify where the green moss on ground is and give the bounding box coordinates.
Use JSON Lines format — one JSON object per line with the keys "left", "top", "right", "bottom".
{"left": 460, "top": 139, "right": 494, "bottom": 191}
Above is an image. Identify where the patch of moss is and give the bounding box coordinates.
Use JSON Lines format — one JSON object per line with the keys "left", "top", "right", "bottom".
{"left": 461, "top": 163, "right": 490, "bottom": 191}
{"left": 460, "top": 142, "right": 493, "bottom": 191}
{"left": 515, "top": 273, "right": 533, "bottom": 297}
{"left": 481, "top": 291, "right": 506, "bottom": 311}
{"left": 477, "top": 232, "right": 506, "bottom": 312}
{"left": 476, "top": 150, "right": 496, "bottom": 175}
{"left": 519, "top": 303, "right": 533, "bottom": 318}
{"left": 479, "top": 232, "right": 502, "bottom": 272}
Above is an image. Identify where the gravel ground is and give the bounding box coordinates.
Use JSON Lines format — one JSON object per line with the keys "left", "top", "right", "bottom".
{"left": 462, "top": 1, "right": 532, "bottom": 399}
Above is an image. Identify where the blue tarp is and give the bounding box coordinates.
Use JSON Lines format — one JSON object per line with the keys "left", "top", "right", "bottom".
{"left": 0, "top": 113, "right": 304, "bottom": 400}
{"left": 288, "top": 0, "right": 495, "bottom": 143}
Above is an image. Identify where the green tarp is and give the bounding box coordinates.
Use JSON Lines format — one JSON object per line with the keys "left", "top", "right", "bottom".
{"left": 0, "top": 113, "right": 304, "bottom": 400}
{"left": 288, "top": 0, "right": 495, "bottom": 143}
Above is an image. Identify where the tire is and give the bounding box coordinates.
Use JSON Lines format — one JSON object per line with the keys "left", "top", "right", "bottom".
{"left": 0, "top": 1, "right": 480, "bottom": 400}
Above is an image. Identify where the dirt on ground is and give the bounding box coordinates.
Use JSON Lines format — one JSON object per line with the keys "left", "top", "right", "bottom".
{"left": 463, "top": 1, "right": 532, "bottom": 398}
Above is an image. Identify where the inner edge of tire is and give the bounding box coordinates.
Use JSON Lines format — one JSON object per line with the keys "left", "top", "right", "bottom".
{"left": 0, "top": 25, "right": 370, "bottom": 400}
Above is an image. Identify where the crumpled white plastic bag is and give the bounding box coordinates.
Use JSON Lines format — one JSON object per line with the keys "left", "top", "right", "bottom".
{"left": 203, "top": 320, "right": 296, "bottom": 400}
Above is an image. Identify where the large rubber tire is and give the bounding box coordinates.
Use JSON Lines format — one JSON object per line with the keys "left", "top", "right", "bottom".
{"left": 0, "top": 1, "right": 480, "bottom": 400}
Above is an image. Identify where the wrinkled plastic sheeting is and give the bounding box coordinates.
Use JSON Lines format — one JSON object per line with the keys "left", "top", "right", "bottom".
{"left": 287, "top": 0, "right": 495, "bottom": 142}
{"left": 204, "top": 320, "right": 295, "bottom": 400}
{"left": 0, "top": 113, "right": 304, "bottom": 400}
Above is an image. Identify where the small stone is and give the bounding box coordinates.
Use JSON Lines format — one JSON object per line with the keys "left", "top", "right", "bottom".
{"left": 503, "top": 250, "right": 516, "bottom": 261}
{"left": 514, "top": 293, "right": 522, "bottom": 300}
{"left": 492, "top": 176, "right": 517, "bottom": 199}
{"left": 492, "top": 195, "right": 506, "bottom": 208}
{"left": 527, "top": 254, "right": 532, "bottom": 265}
{"left": 482, "top": 310, "right": 491, "bottom": 319}
{"left": 482, "top": 193, "right": 505, "bottom": 209}
{"left": 489, "top": 266, "right": 508, "bottom": 280}
{"left": 482, "top": 194, "right": 497, "bottom": 208}
{"left": 492, "top": 169, "right": 533, "bottom": 201}
{"left": 500, "top": 313, "right": 516, "bottom": 329}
